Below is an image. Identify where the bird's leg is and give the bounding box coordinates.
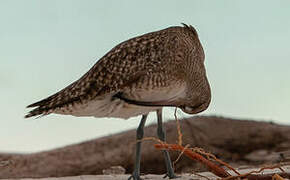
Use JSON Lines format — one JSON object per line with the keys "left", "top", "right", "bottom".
{"left": 128, "top": 114, "right": 148, "bottom": 180}
{"left": 156, "top": 109, "right": 178, "bottom": 179}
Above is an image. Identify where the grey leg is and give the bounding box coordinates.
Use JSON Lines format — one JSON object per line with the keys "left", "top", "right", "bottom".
{"left": 128, "top": 114, "right": 148, "bottom": 180}
{"left": 156, "top": 109, "right": 178, "bottom": 179}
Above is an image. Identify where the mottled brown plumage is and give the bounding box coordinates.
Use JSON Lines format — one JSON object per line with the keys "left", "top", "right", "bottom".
{"left": 25, "top": 24, "right": 210, "bottom": 119}
{"left": 25, "top": 24, "right": 211, "bottom": 179}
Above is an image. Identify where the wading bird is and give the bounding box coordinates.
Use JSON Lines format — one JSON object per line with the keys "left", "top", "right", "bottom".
{"left": 25, "top": 24, "right": 211, "bottom": 180}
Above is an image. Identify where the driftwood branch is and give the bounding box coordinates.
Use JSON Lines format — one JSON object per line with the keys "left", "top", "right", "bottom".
{"left": 1, "top": 116, "right": 290, "bottom": 179}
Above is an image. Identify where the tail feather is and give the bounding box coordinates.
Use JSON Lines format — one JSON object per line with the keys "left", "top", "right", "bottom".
{"left": 26, "top": 97, "right": 53, "bottom": 108}
{"left": 25, "top": 94, "right": 59, "bottom": 118}
{"left": 25, "top": 106, "right": 51, "bottom": 118}
{"left": 25, "top": 93, "right": 83, "bottom": 118}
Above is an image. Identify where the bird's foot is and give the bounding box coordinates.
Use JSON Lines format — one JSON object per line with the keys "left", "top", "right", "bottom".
{"left": 163, "top": 173, "right": 180, "bottom": 179}
{"left": 128, "top": 172, "right": 142, "bottom": 180}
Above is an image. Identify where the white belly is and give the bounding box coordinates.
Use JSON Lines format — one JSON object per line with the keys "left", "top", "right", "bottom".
{"left": 54, "top": 95, "right": 160, "bottom": 119}
{"left": 55, "top": 82, "right": 186, "bottom": 119}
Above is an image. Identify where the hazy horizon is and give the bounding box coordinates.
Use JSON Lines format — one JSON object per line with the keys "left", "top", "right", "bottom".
{"left": 1, "top": 0, "right": 290, "bottom": 153}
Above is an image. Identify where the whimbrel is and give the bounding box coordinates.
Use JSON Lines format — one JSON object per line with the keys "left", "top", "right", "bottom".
{"left": 25, "top": 24, "right": 211, "bottom": 179}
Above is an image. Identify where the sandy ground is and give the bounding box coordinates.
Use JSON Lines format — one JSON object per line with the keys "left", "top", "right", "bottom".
{"left": 2, "top": 165, "right": 290, "bottom": 179}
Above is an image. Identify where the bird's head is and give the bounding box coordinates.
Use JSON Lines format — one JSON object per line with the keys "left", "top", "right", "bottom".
{"left": 179, "top": 71, "right": 212, "bottom": 115}
{"left": 175, "top": 24, "right": 211, "bottom": 115}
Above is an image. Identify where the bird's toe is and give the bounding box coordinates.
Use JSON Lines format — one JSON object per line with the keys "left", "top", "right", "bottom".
{"left": 163, "top": 173, "right": 180, "bottom": 179}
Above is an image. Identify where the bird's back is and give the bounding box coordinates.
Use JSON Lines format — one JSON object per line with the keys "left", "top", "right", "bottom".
{"left": 25, "top": 24, "right": 202, "bottom": 119}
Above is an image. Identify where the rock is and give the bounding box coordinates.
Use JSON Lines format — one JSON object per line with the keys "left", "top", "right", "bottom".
{"left": 245, "top": 150, "right": 281, "bottom": 162}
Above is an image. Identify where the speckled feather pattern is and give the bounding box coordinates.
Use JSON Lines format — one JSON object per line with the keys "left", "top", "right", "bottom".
{"left": 25, "top": 24, "right": 211, "bottom": 119}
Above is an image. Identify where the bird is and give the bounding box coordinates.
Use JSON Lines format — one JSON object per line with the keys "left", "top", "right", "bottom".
{"left": 25, "top": 23, "right": 211, "bottom": 180}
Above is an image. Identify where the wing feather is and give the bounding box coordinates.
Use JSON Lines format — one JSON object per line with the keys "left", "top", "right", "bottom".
{"left": 25, "top": 25, "right": 186, "bottom": 118}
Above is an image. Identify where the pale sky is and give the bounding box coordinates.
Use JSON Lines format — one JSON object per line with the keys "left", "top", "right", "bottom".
{"left": 0, "top": 0, "right": 289, "bottom": 153}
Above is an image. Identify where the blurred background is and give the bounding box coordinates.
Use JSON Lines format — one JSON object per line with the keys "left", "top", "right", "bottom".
{"left": 0, "top": 0, "right": 289, "bottom": 153}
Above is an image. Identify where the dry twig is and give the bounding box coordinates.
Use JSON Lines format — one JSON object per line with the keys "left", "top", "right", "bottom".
{"left": 174, "top": 107, "right": 183, "bottom": 146}
{"left": 140, "top": 110, "right": 290, "bottom": 180}
{"left": 155, "top": 143, "right": 230, "bottom": 178}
